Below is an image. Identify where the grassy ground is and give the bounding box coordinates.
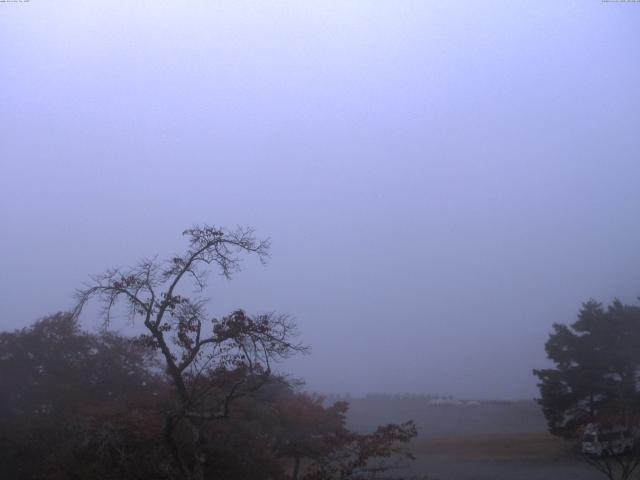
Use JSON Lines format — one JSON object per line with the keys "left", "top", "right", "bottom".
{"left": 345, "top": 398, "right": 605, "bottom": 479}
{"left": 408, "top": 432, "right": 603, "bottom": 480}
{"left": 411, "top": 431, "right": 574, "bottom": 460}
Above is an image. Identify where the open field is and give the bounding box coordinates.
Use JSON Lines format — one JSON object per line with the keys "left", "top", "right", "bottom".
{"left": 346, "top": 398, "right": 546, "bottom": 438}
{"left": 412, "top": 431, "right": 572, "bottom": 460}
{"left": 346, "top": 398, "right": 604, "bottom": 480}
{"left": 409, "top": 432, "right": 602, "bottom": 480}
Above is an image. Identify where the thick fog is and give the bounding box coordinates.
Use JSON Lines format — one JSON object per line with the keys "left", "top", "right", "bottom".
{"left": 1, "top": 1, "right": 639, "bottom": 399}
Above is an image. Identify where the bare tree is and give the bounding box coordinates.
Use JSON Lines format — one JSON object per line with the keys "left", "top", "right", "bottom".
{"left": 73, "top": 225, "right": 308, "bottom": 480}
{"left": 581, "top": 448, "right": 640, "bottom": 480}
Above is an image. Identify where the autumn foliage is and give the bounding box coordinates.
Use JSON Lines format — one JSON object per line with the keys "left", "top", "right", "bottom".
{"left": 0, "top": 313, "right": 417, "bottom": 480}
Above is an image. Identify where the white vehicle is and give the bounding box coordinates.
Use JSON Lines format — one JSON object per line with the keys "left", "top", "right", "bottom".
{"left": 582, "top": 423, "right": 635, "bottom": 457}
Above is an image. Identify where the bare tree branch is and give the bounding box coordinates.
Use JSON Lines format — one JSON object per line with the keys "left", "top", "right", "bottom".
{"left": 71, "top": 224, "right": 303, "bottom": 480}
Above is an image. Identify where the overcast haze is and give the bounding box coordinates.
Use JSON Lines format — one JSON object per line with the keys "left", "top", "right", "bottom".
{"left": 1, "top": 1, "right": 640, "bottom": 399}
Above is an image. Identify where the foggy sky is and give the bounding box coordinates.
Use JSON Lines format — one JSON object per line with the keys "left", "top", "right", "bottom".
{"left": 2, "top": 1, "right": 640, "bottom": 399}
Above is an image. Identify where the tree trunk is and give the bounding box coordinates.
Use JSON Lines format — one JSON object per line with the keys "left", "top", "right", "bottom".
{"left": 292, "top": 454, "right": 300, "bottom": 480}
{"left": 189, "top": 418, "right": 206, "bottom": 480}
